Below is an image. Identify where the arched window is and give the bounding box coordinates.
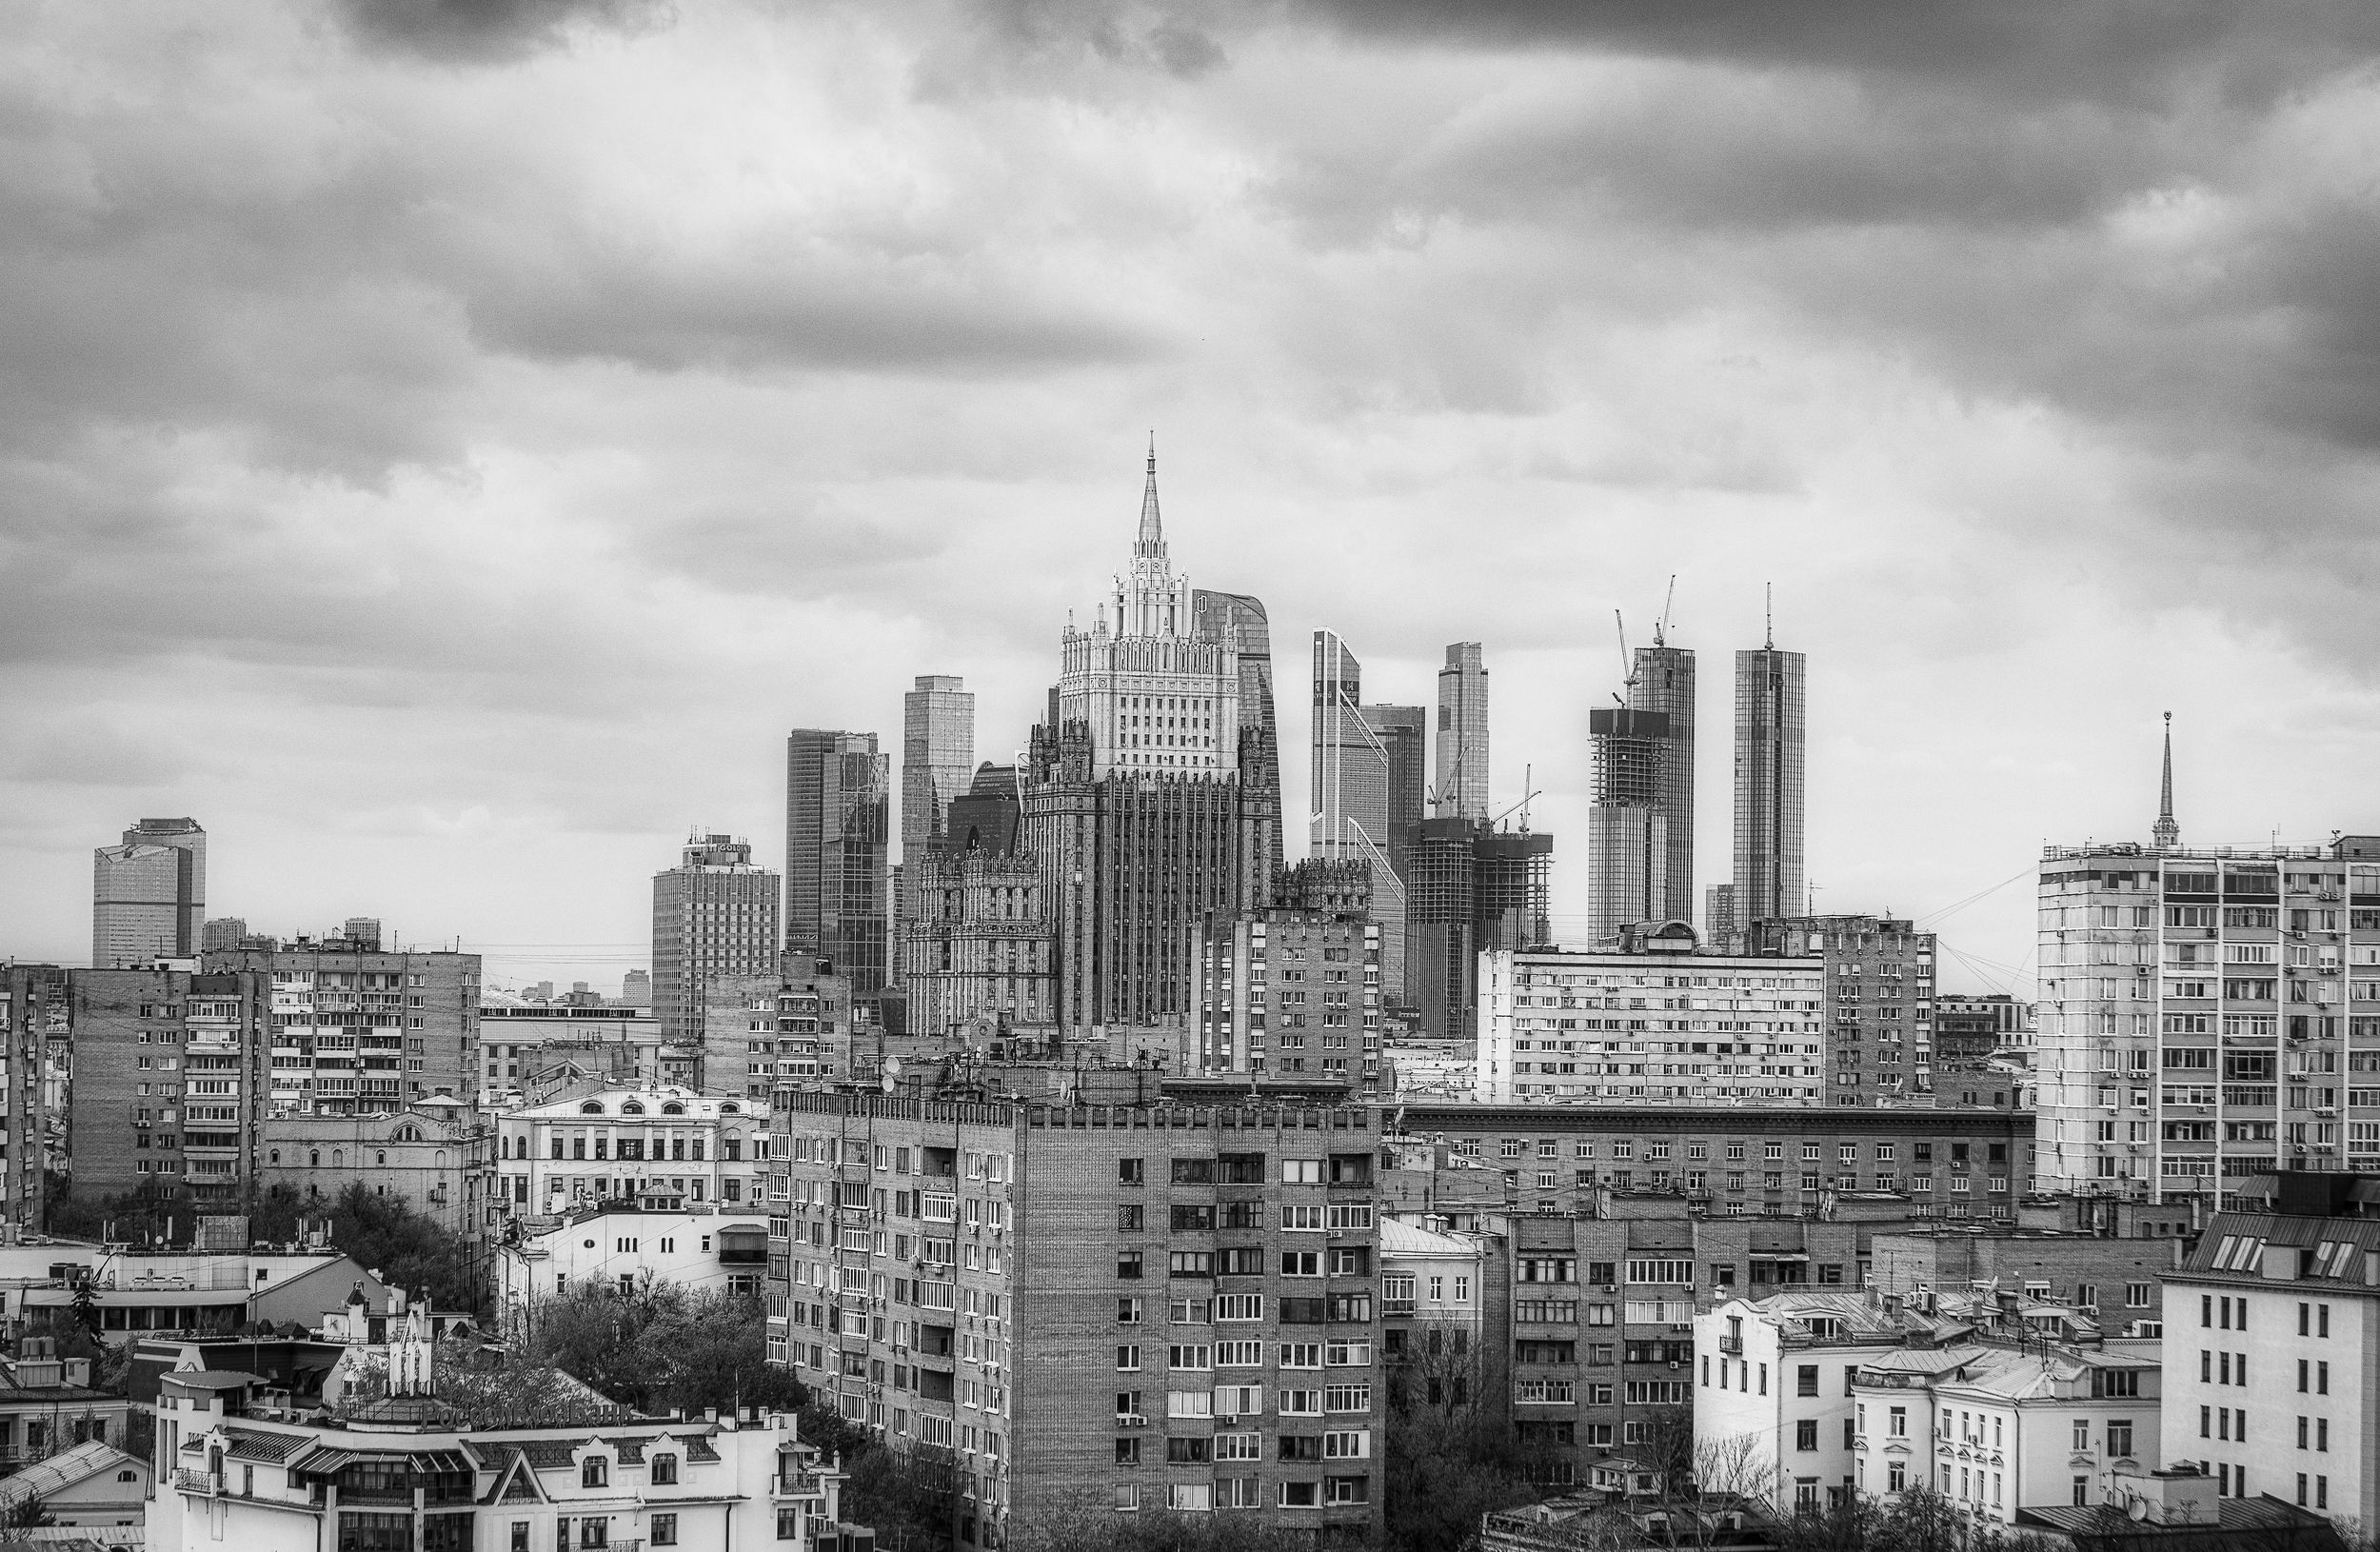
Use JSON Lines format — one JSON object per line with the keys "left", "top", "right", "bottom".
{"left": 375, "top": 1151, "right": 387, "bottom": 1166}
{"left": 435, "top": 1151, "right": 446, "bottom": 1168}
{"left": 268, "top": 1150, "right": 281, "bottom": 1165}
{"left": 720, "top": 1103, "right": 741, "bottom": 1115}
{"left": 392, "top": 1124, "right": 422, "bottom": 1143}
{"left": 661, "top": 1103, "right": 684, "bottom": 1117}
{"left": 580, "top": 1102, "right": 605, "bottom": 1115}
{"left": 331, "top": 1150, "right": 344, "bottom": 1167}
{"left": 308, "top": 1150, "right": 320, "bottom": 1168}
{"left": 622, "top": 1102, "right": 645, "bottom": 1117}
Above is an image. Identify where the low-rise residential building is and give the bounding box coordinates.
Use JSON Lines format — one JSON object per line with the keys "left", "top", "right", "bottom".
{"left": 2161, "top": 1172, "right": 2380, "bottom": 1525}
{"left": 492, "top": 1086, "right": 764, "bottom": 1219}
{"left": 1693, "top": 1291, "right": 1970, "bottom": 1511}
{"left": 1849, "top": 1335, "right": 2160, "bottom": 1528}
{"left": 496, "top": 1207, "right": 769, "bottom": 1334}
{"left": 146, "top": 1366, "right": 856, "bottom": 1552}
{"left": 0, "top": 1341, "right": 134, "bottom": 1474}
{"left": 1380, "top": 1218, "right": 1497, "bottom": 1419}
{"left": 1868, "top": 1228, "right": 2183, "bottom": 1337}
{"left": 260, "top": 1103, "right": 488, "bottom": 1235}
{"left": 0, "top": 1439, "right": 149, "bottom": 1523}
{"left": 14, "top": 1252, "right": 395, "bottom": 1347}
{"left": 2013, "top": 1466, "right": 2346, "bottom": 1552}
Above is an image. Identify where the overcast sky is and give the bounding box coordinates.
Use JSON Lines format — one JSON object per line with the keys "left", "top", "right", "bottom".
{"left": 6, "top": 0, "right": 2379, "bottom": 996}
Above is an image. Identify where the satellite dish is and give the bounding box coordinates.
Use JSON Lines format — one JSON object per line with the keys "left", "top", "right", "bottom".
{"left": 881, "top": 1074, "right": 895, "bottom": 1094}
{"left": 885, "top": 1057, "right": 904, "bottom": 1079}
{"left": 2128, "top": 1498, "right": 2150, "bottom": 1522}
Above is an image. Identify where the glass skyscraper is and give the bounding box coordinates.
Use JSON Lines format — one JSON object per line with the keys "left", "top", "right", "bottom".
{"left": 1732, "top": 644, "right": 1807, "bottom": 925}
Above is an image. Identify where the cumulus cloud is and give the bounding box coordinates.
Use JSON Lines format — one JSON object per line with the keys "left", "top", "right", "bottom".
{"left": 4, "top": 0, "right": 2378, "bottom": 986}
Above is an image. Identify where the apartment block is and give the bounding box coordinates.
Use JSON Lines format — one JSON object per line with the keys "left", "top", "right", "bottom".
{"left": 62, "top": 967, "right": 271, "bottom": 1202}
{"left": 2034, "top": 835, "right": 2380, "bottom": 1204}
{"left": 766, "top": 1090, "right": 1387, "bottom": 1544}
{"left": 197, "top": 938, "right": 481, "bottom": 1114}
{"left": 1397, "top": 1102, "right": 2033, "bottom": 1221}
{"left": 1742, "top": 915, "right": 1939, "bottom": 1106}
{"left": 493, "top": 1085, "right": 764, "bottom": 1219}
{"left": 696, "top": 968, "right": 857, "bottom": 1100}
{"left": 2161, "top": 1173, "right": 2380, "bottom": 1525}
{"left": 476, "top": 1002, "right": 665, "bottom": 1104}
{"left": 1192, "top": 901, "right": 1383, "bottom": 1093}
{"left": 1477, "top": 930, "right": 1827, "bottom": 1105}
{"left": 0, "top": 965, "right": 66, "bottom": 1231}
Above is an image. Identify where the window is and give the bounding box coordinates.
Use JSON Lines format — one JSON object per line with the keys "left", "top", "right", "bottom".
{"left": 1795, "top": 1420, "right": 1817, "bottom": 1451}
{"left": 1119, "top": 1158, "right": 1143, "bottom": 1185}
{"left": 650, "top": 1455, "right": 678, "bottom": 1485}
{"left": 2108, "top": 1421, "right": 2133, "bottom": 1458}
{"left": 1797, "top": 1364, "right": 1818, "bottom": 1397}
{"left": 649, "top": 1517, "right": 676, "bottom": 1547}
{"left": 582, "top": 1458, "right": 608, "bottom": 1488}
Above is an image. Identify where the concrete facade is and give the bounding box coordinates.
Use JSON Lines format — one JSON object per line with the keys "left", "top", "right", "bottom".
{"left": 650, "top": 836, "right": 780, "bottom": 1043}
{"left": 200, "top": 939, "right": 482, "bottom": 1116}
{"left": 767, "top": 1089, "right": 1387, "bottom": 1543}
{"left": 2034, "top": 837, "right": 2380, "bottom": 1205}
{"left": 1191, "top": 904, "right": 1383, "bottom": 1093}
{"left": 92, "top": 818, "right": 205, "bottom": 969}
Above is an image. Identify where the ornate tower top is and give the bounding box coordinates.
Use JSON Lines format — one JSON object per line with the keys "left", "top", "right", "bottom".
{"left": 1136, "top": 431, "right": 1164, "bottom": 561}
{"left": 2152, "top": 710, "right": 2180, "bottom": 852}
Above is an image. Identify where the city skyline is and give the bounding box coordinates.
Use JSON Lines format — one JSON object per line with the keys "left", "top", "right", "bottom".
{"left": 8, "top": 6, "right": 2377, "bottom": 998}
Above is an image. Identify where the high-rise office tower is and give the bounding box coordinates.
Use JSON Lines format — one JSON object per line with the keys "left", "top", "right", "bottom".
{"left": 1406, "top": 816, "right": 1554, "bottom": 1039}
{"left": 899, "top": 675, "right": 975, "bottom": 984}
{"left": 651, "top": 833, "right": 782, "bottom": 1040}
{"left": 1435, "top": 643, "right": 1490, "bottom": 819}
{"left": 1732, "top": 634, "right": 1806, "bottom": 925}
{"left": 785, "top": 729, "right": 892, "bottom": 991}
{"left": 1587, "top": 706, "right": 1669, "bottom": 941}
{"left": 1629, "top": 639, "right": 1697, "bottom": 922}
{"left": 1310, "top": 630, "right": 1405, "bottom": 1002}
{"left": 1023, "top": 443, "right": 1263, "bottom": 1031}
{"left": 1364, "top": 704, "right": 1427, "bottom": 870}
{"left": 1193, "top": 589, "right": 1284, "bottom": 901}
{"left": 91, "top": 817, "right": 206, "bottom": 967}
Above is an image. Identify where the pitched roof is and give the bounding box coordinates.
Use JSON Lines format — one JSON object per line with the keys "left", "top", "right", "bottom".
{"left": 1378, "top": 1218, "right": 1479, "bottom": 1257}
{"left": 0, "top": 1443, "right": 145, "bottom": 1509}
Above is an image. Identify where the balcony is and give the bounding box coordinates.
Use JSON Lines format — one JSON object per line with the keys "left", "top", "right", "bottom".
{"left": 773, "top": 1473, "right": 825, "bottom": 1500}
{"left": 1381, "top": 1299, "right": 1417, "bottom": 1316}
{"left": 175, "top": 1469, "right": 218, "bottom": 1495}
{"left": 1717, "top": 1336, "right": 1743, "bottom": 1355}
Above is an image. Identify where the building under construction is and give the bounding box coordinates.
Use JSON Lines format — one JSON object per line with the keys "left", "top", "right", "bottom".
{"left": 1586, "top": 706, "right": 1669, "bottom": 943}
{"left": 1405, "top": 816, "right": 1553, "bottom": 1040}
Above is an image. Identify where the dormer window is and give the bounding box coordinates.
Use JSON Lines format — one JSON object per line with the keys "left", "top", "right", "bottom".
{"left": 582, "top": 1457, "right": 607, "bottom": 1488}
{"left": 650, "top": 1455, "right": 677, "bottom": 1485}
{"left": 622, "top": 1102, "right": 645, "bottom": 1116}
{"left": 581, "top": 1102, "right": 605, "bottom": 1115}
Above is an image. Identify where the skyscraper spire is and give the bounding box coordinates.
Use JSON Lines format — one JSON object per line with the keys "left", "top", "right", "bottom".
{"left": 2152, "top": 710, "right": 2180, "bottom": 851}
{"left": 1136, "top": 431, "right": 1163, "bottom": 558}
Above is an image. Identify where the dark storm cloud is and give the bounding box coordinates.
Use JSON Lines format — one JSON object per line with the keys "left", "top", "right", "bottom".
{"left": 331, "top": 0, "right": 671, "bottom": 63}
{"left": 1293, "top": 0, "right": 2380, "bottom": 109}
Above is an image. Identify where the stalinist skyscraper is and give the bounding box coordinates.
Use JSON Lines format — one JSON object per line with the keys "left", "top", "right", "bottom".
{"left": 1024, "top": 442, "right": 1270, "bottom": 1034}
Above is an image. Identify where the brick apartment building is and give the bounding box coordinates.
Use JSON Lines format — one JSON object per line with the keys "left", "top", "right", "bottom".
{"left": 767, "top": 1089, "right": 1386, "bottom": 1546}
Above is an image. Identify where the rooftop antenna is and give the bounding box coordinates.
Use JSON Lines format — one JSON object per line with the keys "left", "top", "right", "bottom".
{"left": 1653, "top": 575, "right": 1676, "bottom": 648}
{"left": 1764, "top": 582, "right": 1774, "bottom": 651}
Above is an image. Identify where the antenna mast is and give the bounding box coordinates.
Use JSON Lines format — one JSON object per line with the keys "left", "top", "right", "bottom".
{"left": 1764, "top": 583, "right": 1774, "bottom": 650}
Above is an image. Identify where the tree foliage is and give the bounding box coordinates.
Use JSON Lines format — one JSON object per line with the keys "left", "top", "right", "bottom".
{"left": 1381, "top": 1319, "right": 1550, "bottom": 1552}
{"left": 517, "top": 1275, "right": 803, "bottom": 1417}
{"left": 318, "top": 1184, "right": 481, "bottom": 1314}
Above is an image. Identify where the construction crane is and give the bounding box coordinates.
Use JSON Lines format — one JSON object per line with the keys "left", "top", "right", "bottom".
{"left": 1653, "top": 574, "right": 1676, "bottom": 647}
{"left": 1493, "top": 764, "right": 1541, "bottom": 834}
{"left": 1614, "top": 610, "right": 1634, "bottom": 707}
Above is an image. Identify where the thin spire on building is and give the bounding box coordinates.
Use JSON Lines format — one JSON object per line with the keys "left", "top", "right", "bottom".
{"left": 2152, "top": 710, "right": 2180, "bottom": 851}
{"left": 1137, "top": 432, "right": 1163, "bottom": 558}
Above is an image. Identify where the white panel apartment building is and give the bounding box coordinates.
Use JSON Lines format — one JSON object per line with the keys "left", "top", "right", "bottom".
{"left": 2034, "top": 835, "right": 2380, "bottom": 1204}
{"left": 1477, "top": 934, "right": 1826, "bottom": 1104}
{"left": 493, "top": 1086, "right": 764, "bottom": 1217}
